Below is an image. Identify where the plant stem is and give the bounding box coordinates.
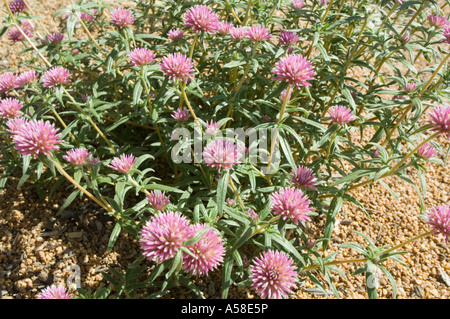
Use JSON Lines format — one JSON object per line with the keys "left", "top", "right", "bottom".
{"left": 189, "top": 32, "right": 199, "bottom": 60}
{"left": 179, "top": 82, "right": 203, "bottom": 134}
{"left": 229, "top": 175, "right": 245, "bottom": 211}
{"left": 141, "top": 68, "right": 164, "bottom": 144}
{"left": 243, "top": 0, "right": 253, "bottom": 25}
{"left": 399, "top": 1, "right": 427, "bottom": 36}
{"left": 320, "top": 0, "right": 333, "bottom": 24}
{"left": 224, "top": 0, "right": 242, "bottom": 24}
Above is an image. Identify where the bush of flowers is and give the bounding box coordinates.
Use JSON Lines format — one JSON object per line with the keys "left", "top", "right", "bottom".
{"left": 1, "top": 0, "right": 449, "bottom": 299}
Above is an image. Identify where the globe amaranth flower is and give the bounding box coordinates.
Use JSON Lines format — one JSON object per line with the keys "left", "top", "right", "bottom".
{"left": 270, "top": 187, "right": 312, "bottom": 224}
{"left": 110, "top": 8, "right": 135, "bottom": 28}
{"left": 167, "top": 28, "right": 183, "bottom": 41}
{"left": 110, "top": 154, "right": 137, "bottom": 173}
{"left": 146, "top": 190, "right": 170, "bottom": 211}
{"left": 278, "top": 30, "right": 300, "bottom": 46}
{"left": 160, "top": 53, "right": 194, "bottom": 83}
{"left": 291, "top": 0, "right": 305, "bottom": 10}
{"left": 5, "top": 117, "right": 28, "bottom": 134}
{"left": 289, "top": 165, "right": 318, "bottom": 190}
{"left": 12, "top": 119, "right": 62, "bottom": 158}
{"left": 442, "top": 24, "right": 450, "bottom": 44}
{"left": 0, "top": 72, "right": 17, "bottom": 94}
{"left": 182, "top": 224, "right": 225, "bottom": 276}
{"left": 202, "top": 139, "right": 243, "bottom": 172}
{"left": 9, "top": 0, "right": 26, "bottom": 14}
{"left": 7, "top": 20, "right": 33, "bottom": 43}
{"left": 37, "top": 285, "right": 72, "bottom": 299}
{"left": 426, "top": 205, "right": 450, "bottom": 244}
{"left": 428, "top": 105, "right": 450, "bottom": 138}
{"left": 272, "top": 54, "right": 315, "bottom": 89}
{"left": 172, "top": 107, "right": 190, "bottom": 122}
{"left": 428, "top": 14, "right": 448, "bottom": 28}
{"left": 15, "top": 70, "right": 38, "bottom": 88}
{"left": 80, "top": 9, "right": 97, "bottom": 22}
{"left": 328, "top": 105, "right": 356, "bottom": 124}
{"left": 247, "top": 208, "right": 258, "bottom": 221}
{"left": 63, "top": 148, "right": 92, "bottom": 166}
{"left": 42, "top": 67, "right": 71, "bottom": 88}
{"left": 129, "top": 48, "right": 156, "bottom": 66}
{"left": 404, "top": 81, "right": 416, "bottom": 93}
{"left": 183, "top": 5, "right": 219, "bottom": 33}
{"left": 140, "top": 211, "right": 192, "bottom": 263}
{"left": 246, "top": 25, "right": 271, "bottom": 42}
{"left": 226, "top": 198, "right": 236, "bottom": 207}
{"left": 229, "top": 26, "right": 247, "bottom": 41}
{"left": 402, "top": 32, "right": 411, "bottom": 44}
{"left": 416, "top": 143, "right": 438, "bottom": 159}
{"left": 216, "top": 20, "right": 233, "bottom": 34}
{"left": 249, "top": 250, "right": 298, "bottom": 299}
{"left": 47, "top": 32, "right": 65, "bottom": 45}
{"left": 0, "top": 97, "right": 22, "bottom": 118}
{"left": 205, "top": 120, "right": 220, "bottom": 135}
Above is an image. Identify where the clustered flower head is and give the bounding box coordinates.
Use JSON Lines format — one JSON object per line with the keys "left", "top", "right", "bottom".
{"left": 442, "top": 24, "right": 450, "bottom": 44}
{"left": 160, "top": 53, "right": 194, "bottom": 83}
{"left": 0, "top": 72, "right": 17, "bottom": 94}
{"left": 205, "top": 120, "right": 220, "bottom": 135}
{"left": 426, "top": 205, "right": 450, "bottom": 245}
{"left": 289, "top": 165, "right": 318, "bottom": 190}
{"left": 182, "top": 224, "right": 225, "bottom": 276}
{"left": 129, "top": 48, "right": 156, "bottom": 66}
{"left": 247, "top": 208, "right": 258, "bottom": 221}
{"left": 217, "top": 21, "right": 233, "bottom": 34}
{"left": 167, "top": 28, "right": 183, "bottom": 41}
{"left": 110, "top": 154, "right": 137, "bottom": 173}
{"left": 249, "top": 250, "right": 298, "bottom": 299}
{"left": 291, "top": 0, "right": 305, "bottom": 10}
{"left": 110, "top": 8, "right": 135, "bottom": 28}
{"left": 9, "top": 0, "right": 27, "bottom": 14}
{"left": 183, "top": 5, "right": 219, "bottom": 33}
{"left": 146, "top": 190, "right": 170, "bottom": 211}
{"left": 202, "top": 139, "right": 242, "bottom": 172}
{"left": 41, "top": 66, "right": 71, "bottom": 88}
{"left": 0, "top": 97, "right": 22, "bottom": 118}
{"left": 12, "top": 119, "right": 62, "bottom": 158}
{"left": 47, "top": 32, "right": 65, "bottom": 45}
{"left": 63, "top": 148, "right": 92, "bottom": 166}
{"left": 428, "top": 105, "right": 450, "bottom": 138}
{"left": 15, "top": 70, "right": 38, "bottom": 88}
{"left": 278, "top": 30, "right": 300, "bottom": 46}
{"left": 7, "top": 20, "right": 33, "bottom": 43}
{"left": 272, "top": 54, "right": 316, "bottom": 88}
{"left": 37, "top": 285, "right": 72, "bottom": 299}
{"left": 404, "top": 81, "right": 416, "bottom": 93}
{"left": 246, "top": 25, "right": 271, "bottom": 42}
{"left": 270, "top": 187, "right": 312, "bottom": 224}
{"left": 6, "top": 117, "right": 28, "bottom": 134}
{"left": 172, "top": 108, "right": 190, "bottom": 122}
{"left": 328, "top": 105, "right": 356, "bottom": 124}
{"left": 229, "top": 26, "right": 247, "bottom": 41}
{"left": 416, "top": 143, "right": 438, "bottom": 159}
{"left": 427, "top": 14, "right": 448, "bottom": 28}
{"left": 80, "top": 9, "right": 97, "bottom": 22}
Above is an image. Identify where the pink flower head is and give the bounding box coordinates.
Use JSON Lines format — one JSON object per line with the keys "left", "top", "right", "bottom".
{"left": 291, "top": 0, "right": 305, "bottom": 10}
{"left": 7, "top": 20, "right": 33, "bottom": 43}
{"left": 139, "top": 211, "right": 192, "bottom": 263}
{"left": 270, "top": 187, "right": 312, "bottom": 224}
{"left": 320, "top": 0, "right": 327, "bottom": 5}
{"left": 80, "top": 9, "right": 97, "bottom": 22}
{"left": 279, "top": 30, "right": 300, "bottom": 46}
{"left": 110, "top": 8, "right": 135, "bottom": 28}
{"left": 0, "top": 73, "right": 17, "bottom": 94}
{"left": 9, "top": 0, "right": 27, "bottom": 14}
{"left": 249, "top": 250, "right": 298, "bottom": 299}
{"left": 429, "top": 105, "right": 450, "bottom": 138}
{"left": 5, "top": 117, "right": 28, "bottom": 134}
{"left": 205, "top": 120, "right": 220, "bottom": 135}
{"left": 442, "top": 24, "right": 450, "bottom": 44}
{"left": 402, "top": 32, "right": 411, "bottom": 43}
{"left": 426, "top": 205, "right": 450, "bottom": 244}
{"left": 272, "top": 54, "right": 315, "bottom": 88}
{"left": 110, "top": 154, "right": 137, "bottom": 173}
{"left": 42, "top": 67, "right": 71, "bottom": 88}
{"left": 12, "top": 119, "right": 62, "bottom": 158}
{"left": 202, "top": 139, "right": 242, "bottom": 172}
{"left": 217, "top": 20, "right": 233, "bottom": 34}
{"left": 183, "top": 5, "right": 219, "bottom": 33}
{"left": 328, "top": 105, "right": 356, "bottom": 124}
{"left": 226, "top": 198, "right": 236, "bottom": 207}
{"left": 15, "top": 70, "right": 38, "bottom": 88}
{"left": 289, "top": 165, "right": 317, "bottom": 190}
{"left": 146, "top": 190, "right": 170, "bottom": 211}
{"left": 404, "top": 81, "right": 416, "bottom": 93}
{"left": 160, "top": 53, "right": 195, "bottom": 83}
{"left": 167, "top": 28, "right": 184, "bottom": 41}
{"left": 47, "top": 32, "right": 65, "bottom": 45}
{"left": 172, "top": 108, "right": 190, "bottom": 122}
{"left": 229, "top": 26, "right": 248, "bottom": 41}
{"left": 0, "top": 97, "right": 22, "bottom": 118}
{"left": 428, "top": 14, "right": 448, "bottom": 28}
{"left": 416, "top": 143, "right": 438, "bottom": 159}
{"left": 37, "top": 285, "right": 72, "bottom": 299}
{"left": 182, "top": 224, "right": 225, "bottom": 276}
{"left": 247, "top": 208, "right": 258, "bottom": 221}
{"left": 63, "top": 148, "right": 92, "bottom": 166}
{"left": 246, "top": 25, "right": 271, "bottom": 42}
{"left": 129, "top": 48, "right": 156, "bottom": 66}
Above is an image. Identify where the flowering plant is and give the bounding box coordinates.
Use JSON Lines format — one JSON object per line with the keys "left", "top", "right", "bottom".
{"left": 0, "top": 0, "right": 449, "bottom": 299}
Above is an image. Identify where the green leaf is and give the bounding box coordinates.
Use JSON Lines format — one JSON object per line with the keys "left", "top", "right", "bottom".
{"left": 108, "top": 222, "right": 122, "bottom": 252}
{"left": 322, "top": 195, "right": 344, "bottom": 251}
{"left": 216, "top": 170, "right": 230, "bottom": 218}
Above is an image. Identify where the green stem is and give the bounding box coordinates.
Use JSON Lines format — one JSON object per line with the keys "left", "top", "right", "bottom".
{"left": 229, "top": 175, "right": 245, "bottom": 211}
{"left": 320, "top": 0, "right": 333, "bottom": 24}
{"left": 224, "top": 0, "right": 242, "bottom": 24}
{"left": 180, "top": 82, "right": 203, "bottom": 134}
{"left": 399, "top": 1, "right": 427, "bottom": 36}
{"left": 189, "top": 32, "right": 199, "bottom": 60}
{"left": 243, "top": 0, "right": 253, "bottom": 25}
